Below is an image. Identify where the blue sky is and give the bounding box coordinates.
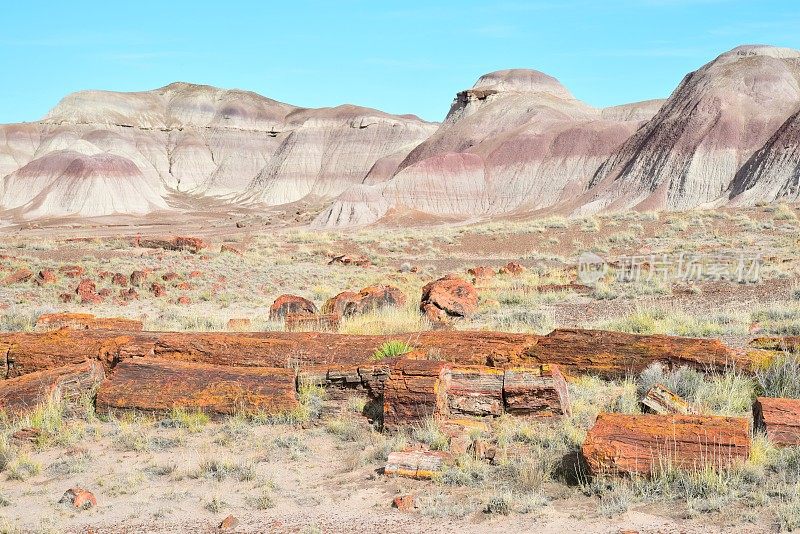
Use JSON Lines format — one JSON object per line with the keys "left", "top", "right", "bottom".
{"left": 1, "top": 1, "right": 798, "bottom": 123}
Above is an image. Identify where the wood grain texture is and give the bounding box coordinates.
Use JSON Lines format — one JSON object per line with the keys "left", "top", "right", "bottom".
{"left": 754, "top": 396, "right": 800, "bottom": 446}
{"left": 96, "top": 358, "right": 298, "bottom": 417}
{"left": 582, "top": 413, "right": 751, "bottom": 476}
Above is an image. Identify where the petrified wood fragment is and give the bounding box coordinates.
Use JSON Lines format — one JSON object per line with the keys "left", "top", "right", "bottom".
{"left": 34, "top": 313, "right": 143, "bottom": 332}
{"left": 502, "top": 365, "right": 570, "bottom": 417}
{"left": 0, "top": 360, "right": 104, "bottom": 417}
{"left": 96, "top": 358, "right": 298, "bottom": 417}
{"left": 384, "top": 450, "right": 451, "bottom": 479}
{"left": 641, "top": 384, "right": 694, "bottom": 415}
{"left": 582, "top": 413, "right": 751, "bottom": 476}
{"left": 754, "top": 396, "right": 800, "bottom": 446}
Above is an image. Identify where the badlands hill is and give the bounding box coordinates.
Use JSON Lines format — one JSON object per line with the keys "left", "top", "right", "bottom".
{"left": 0, "top": 83, "right": 436, "bottom": 220}
{"left": 1, "top": 44, "right": 800, "bottom": 225}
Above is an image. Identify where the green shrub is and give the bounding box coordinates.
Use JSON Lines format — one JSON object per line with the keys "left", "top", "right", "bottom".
{"left": 373, "top": 340, "right": 413, "bottom": 361}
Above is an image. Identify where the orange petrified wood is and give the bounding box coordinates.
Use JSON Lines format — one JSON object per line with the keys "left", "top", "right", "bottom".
{"left": 382, "top": 359, "right": 450, "bottom": 430}
{"left": 95, "top": 358, "right": 298, "bottom": 417}
{"left": 525, "top": 328, "right": 747, "bottom": 377}
{"left": 34, "top": 313, "right": 143, "bottom": 332}
{"left": 582, "top": 413, "right": 751, "bottom": 476}
{"left": 0, "top": 360, "right": 105, "bottom": 417}
{"left": 754, "top": 397, "right": 800, "bottom": 446}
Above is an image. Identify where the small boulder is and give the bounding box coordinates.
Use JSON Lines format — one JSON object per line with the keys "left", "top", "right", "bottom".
{"left": 76, "top": 279, "right": 102, "bottom": 304}
{"left": 162, "top": 272, "right": 179, "bottom": 282}
{"left": 150, "top": 282, "right": 166, "bottom": 297}
{"left": 269, "top": 295, "right": 317, "bottom": 321}
{"left": 499, "top": 261, "right": 525, "bottom": 276}
{"left": 59, "top": 487, "right": 96, "bottom": 510}
{"left": 467, "top": 266, "right": 495, "bottom": 284}
{"left": 130, "top": 270, "right": 147, "bottom": 287}
{"left": 176, "top": 296, "right": 192, "bottom": 305}
{"left": 220, "top": 243, "right": 243, "bottom": 256}
{"left": 34, "top": 270, "right": 57, "bottom": 286}
{"left": 328, "top": 254, "right": 371, "bottom": 267}
{"left": 111, "top": 273, "right": 128, "bottom": 287}
{"left": 321, "top": 291, "right": 361, "bottom": 316}
{"left": 59, "top": 265, "right": 85, "bottom": 279}
{"left": 2, "top": 268, "right": 33, "bottom": 285}
{"left": 226, "top": 318, "right": 251, "bottom": 331}
{"left": 420, "top": 275, "right": 478, "bottom": 323}
{"left": 219, "top": 514, "right": 239, "bottom": 530}
{"left": 392, "top": 494, "right": 415, "bottom": 512}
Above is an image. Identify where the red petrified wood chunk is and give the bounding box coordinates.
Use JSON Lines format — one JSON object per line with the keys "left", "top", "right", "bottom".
{"left": 420, "top": 275, "right": 478, "bottom": 323}
{"left": 502, "top": 365, "right": 570, "bottom": 417}
{"left": 0, "top": 360, "right": 105, "bottom": 417}
{"left": 754, "top": 397, "right": 800, "bottom": 447}
{"left": 95, "top": 358, "right": 298, "bottom": 417}
{"left": 382, "top": 359, "right": 449, "bottom": 430}
{"left": 525, "top": 328, "right": 747, "bottom": 377}
{"left": 34, "top": 313, "right": 143, "bottom": 332}
{"left": 269, "top": 294, "right": 317, "bottom": 320}
{"left": 384, "top": 450, "right": 451, "bottom": 479}
{"left": 443, "top": 365, "right": 504, "bottom": 417}
{"left": 59, "top": 487, "right": 97, "bottom": 510}
{"left": 582, "top": 413, "right": 751, "bottom": 476}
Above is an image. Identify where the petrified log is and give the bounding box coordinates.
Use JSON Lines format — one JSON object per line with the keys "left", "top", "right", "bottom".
{"left": 749, "top": 337, "right": 800, "bottom": 352}
{"left": 284, "top": 313, "right": 340, "bottom": 332}
{"left": 383, "top": 359, "right": 450, "bottom": 430}
{"left": 502, "top": 365, "right": 570, "bottom": 417}
{"left": 0, "top": 361, "right": 104, "bottom": 417}
{"left": 135, "top": 236, "right": 208, "bottom": 254}
{"left": 96, "top": 358, "right": 298, "bottom": 417}
{"left": 0, "top": 330, "right": 155, "bottom": 378}
{"left": 754, "top": 397, "right": 800, "bottom": 446}
{"left": 641, "top": 384, "right": 694, "bottom": 415}
{"left": 34, "top": 313, "right": 143, "bottom": 333}
{"left": 443, "top": 366, "right": 504, "bottom": 417}
{"left": 384, "top": 450, "right": 450, "bottom": 479}
{"left": 582, "top": 413, "right": 751, "bottom": 476}
{"left": 525, "top": 328, "right": 747, "bottom": 377}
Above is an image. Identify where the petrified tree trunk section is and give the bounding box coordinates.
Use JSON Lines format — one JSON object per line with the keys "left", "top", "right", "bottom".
{"left": 96, "top": 359, "right": 298, "bottom": 417}
{"left": 525, "top": 328, "right": 747, "bottom": 377}
{"left": 34, "top": 313, "right": 143, "bottom": 332}
{"left": 641, "top": 384, "right": 694, "bottom": 415}
{"left": 384, "top": 450, "right": 451, "bottom": 479}
{"left": 582, "top": 413, "right": 751, "bottom": 476}
{"left": 0, "top": 328, "right": 749, "bottom": 381}
{"left": 754, "top": 397, "right": 800, "bottom": 446}
{"left": 749, "top": 336, "right": 800, "bottom": 352}
{"left": 0, "top": 360, "right": 104, "bottom": 417}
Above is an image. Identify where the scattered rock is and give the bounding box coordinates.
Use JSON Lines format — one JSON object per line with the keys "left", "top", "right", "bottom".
{"left": 226, "top": 318, "right": 251, "bottom": 331}
{"left": 150, "top": 283, "right": 166, "bottom": 297}
{"left": 467, "top": 266, "right": 495, "bottom": 284}
{"left": 219, "top": 514, "right": 239, "bottom": 530}
{"left": 119, "top": 288, "right": 139, "bottom": 301}
{"left": 76, "top": 279, "right": 102, "bottom": 304}
{"left": 59, "top": 265, "right": 85, "bottom": 278}
{"left": 498, "top": 261, "right": 525, "bottom": 276}
{"left": 269, "top": 294, "right": 317, "bottom": 321}
{"left": 321, "top": 291, "right": 361, "bottom": 316}
{"left": 2, "top": 268, "right": 33, "bottom": 285}
{"left": 328, "top": 254, "right": 371, "bottom": 267}
{"left": 130, "top": 270, "right": 147, "bottom": 287}
{"left": 135, "top": 236, "right": 208, "bottom": 254}
{"left": 582, "top": 413, "right": 751, "bottom": 476}
{"left": 111, "top": 273, "right": 128, "bottom": 287}
{"left": 34, "top": 270, "right": 57, "bottom": 286}
{"left": 420, "top": 275, "right": 478, "bottom": 323}
{"left": 97, "top": 288, "right": 112, "bottom": 298}
{"left": 641, "top": 383, "right": 694, "bottom": 415}
{"left": 188, "top": 270, "right": 202, "bottom": 279}
{"left": 220, "top": 243, "right": 243, "bottom": 256}
{"left": 58, "top": 293, "right": 74, "bottom": 303}
{"left": 162, "top": 272, "right": 179, "bottom": 282}
{"left": 175, "top": 281, "right": 192, "bottom": 290}
{"left": 754, "top": 396, "right": 800, "bottom": 446}
{"left": 392, "top": 494, "right": 415, "bottom": 512}
{"left": 59, "top": 487, "right": 97, "bottom": 510}
{"left": 176, "top": 296, "right": 192, "bottom": 305}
